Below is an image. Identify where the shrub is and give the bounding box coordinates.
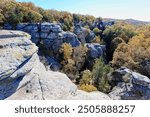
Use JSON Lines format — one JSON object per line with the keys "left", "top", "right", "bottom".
{"left": 38, "top": 9, "right": 54, "bottom": 22}
{"left": 79, "top": 70, "right": 92, "bottom": 85}
{"left": 59, "top": 43, "right": 73, "bottom": 60}
{"left": 62, "top": 59, "right": 76, "bottom": 81}
{"left": 93, "top": 27, "right": 101, "bottom": 35}
{"left": 62, "top": 18, "right": 72, "bottom": 31}
{"left": 92, "top": 58, "right": 113, "bottom": 93}
{"left": 73, "top": 45, "right": 88, "bottom": 71}
{"left": 25, "top": 10, "right": 42, "bottom": 23}
{"left": 79, "top": 84, "right": 97, "bottom": 92}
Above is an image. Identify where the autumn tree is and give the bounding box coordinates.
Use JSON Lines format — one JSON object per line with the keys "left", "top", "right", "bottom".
{"left": 73, "top": 45, "right": 88, "bottom": 71}
{"left": 20, "top": 2, "right": 39, "bottom": 12}
{"left": 93, "top": 27, "right": 101, "bottom": 36}
{"left": 59, "top": 43, "right": 73, "bottom": 60}
{"left": 0, "top": 0, "right": 42, "bottom": 26}
{"left": 103, "top": 22, "right": 136, "bottom": 61}
{"left": 92, "top": 36, "right": 101, "bottom": 43}
{"left": 111, "top": 43, "right": 136, "bottom": 69}
{"left": 79, "top": 70, "right": 97, "bottom": 92}
{"left": 59, "top": 44, "right": 88, "bottom": 82}
{"left": 0, "top": 9, "right": 4, "bottom": 25}
{"left": 112, "top": 29, "right": 150, "bottom": 76}
{"left": 25, "top": 10, "right": 42, "bottom": 23}
{"left": 59, "top": 43, "right": 76, "bottom": 81}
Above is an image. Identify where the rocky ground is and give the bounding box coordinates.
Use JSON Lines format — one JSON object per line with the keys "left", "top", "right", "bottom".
{"left": 0, "top": 30, "right": 111, "bottom": 100}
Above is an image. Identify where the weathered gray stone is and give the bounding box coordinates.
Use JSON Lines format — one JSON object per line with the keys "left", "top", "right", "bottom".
{"left": 66, "top": 90, "right": 111, "bottom": 100}
{"left": 132, "top": 72, "right": 150, "bottom": 87}
{"left": 84, "top": 43, "right": 105, "bottom": 68}
{"left": 0, "top": 30, "right": 111, "bottom": 100}
{"left": 40, "top": 22, "right": 62, "bottom": 33}
{"left": 45, "top": 56, "right": 62, "bottom": 71}
{"left": 85, "top": 31, "right": 95, "bottom": 43}
{"left": 108, "top": 67, "right": 150, "bottom": 100}
{"left": 62, "top": 31, "right": 81, "bottom": 47}
{"left": 16, "top": 23, "right": 81, "bottom": 54}
{"left": 85, "top": 43, "right": 104, "bottom": 59}
{"left": 74, "top": 25, "right": 89, "bottom": 44}
{"left": 0, "top": 30, "right": 38, "bottom": 81}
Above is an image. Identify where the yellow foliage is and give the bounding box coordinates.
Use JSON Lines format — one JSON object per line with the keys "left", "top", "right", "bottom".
{"left": 112, "top": 31, "right": 150, "bottom": 74}
{"left": 112, "top": 43, "right": 136, "bottom": 69}
{"left": 92, "top": 36, "right": 101, "bottom": 43}
{"left": 59, "top": 43, "right": 73, "bottom": 60}
{"left": 79, "top": 84, "right": 97, "bottom": 92}
{"left": 60, "top": 44, "right": 88, "bottom": 81}
{"left": 73, "top": 45, "right": 88, "bottom": 70}
{"left": 62, "top": 59, "right": 76, "bottom": 80}
{"left": 80, "top": 70, "right": 92, "bottom": 85}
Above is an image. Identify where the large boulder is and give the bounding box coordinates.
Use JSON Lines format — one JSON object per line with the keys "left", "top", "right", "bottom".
{"left": 74, "top": 24, "right": 89, "bottom": 44}
{"left": 85, "top": 31, "right": 95, "bottom": 43}
{"left": 85, "top": 43, "right": 105, "bottom": 69}
{"left": 108, "top": 67, "right": 150, "bottom": 100}
{"left": 86, "top": 43, "right": 104, "bottom": 59}
{"left": 0, "top": 30, "right": 111, "bottom": 100}
{"left": 62, "top": 31, "right": 81, "bottom": 47}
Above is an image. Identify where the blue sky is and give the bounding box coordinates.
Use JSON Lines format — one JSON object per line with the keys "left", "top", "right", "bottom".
{"left": 17, "top": 0, "right": 150, "bottom": 21}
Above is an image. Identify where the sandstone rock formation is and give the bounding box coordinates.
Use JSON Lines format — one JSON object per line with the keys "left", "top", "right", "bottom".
{"left": 17, "top": 23, "right": 81, "bottom": 48}
{"left": 0, "top": 30, "right": 111, "bottom": 100}
{"left": 74, "top": 24, "right": 90, "bottom": 44}
{"left": 85, "top": 43, "right": 106, "bottom": 68}
{"left": 108, "top": 67, "right": 150, "bottom": 100}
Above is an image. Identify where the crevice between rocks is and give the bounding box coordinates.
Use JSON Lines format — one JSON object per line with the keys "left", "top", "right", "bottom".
{"left": 38, "top": 77, "right": 45, "bottom": 100}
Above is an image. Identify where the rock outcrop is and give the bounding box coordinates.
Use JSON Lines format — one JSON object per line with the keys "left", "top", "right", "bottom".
{"left": 85, "top": 43, "right": 106, "bottom": 68}
{"left": 17, "top": 23, "right": 80, "bottom": 49}
{"left": 0, "top": 30, "right": 111, "bottom": 100}
{"left": 108, "top": 67, "right": 150, "bottom": 100}
{"left": 86, "top": 43, "right": 105, "bottom": 59}
{"left": 74, "top": 24, "right": 90, "bottom": 44}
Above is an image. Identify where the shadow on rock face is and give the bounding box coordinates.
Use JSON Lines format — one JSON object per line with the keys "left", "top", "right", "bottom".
{"left": 0, "top": 76, "right": 24, "bottom": 99}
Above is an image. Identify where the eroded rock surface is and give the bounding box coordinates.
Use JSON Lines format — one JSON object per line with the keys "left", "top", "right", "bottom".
{"left": 0, "top": 30, "right": 111, "bottom": 100}
{"left": 108, "top": 67, "right": 150, "bottom": 100}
